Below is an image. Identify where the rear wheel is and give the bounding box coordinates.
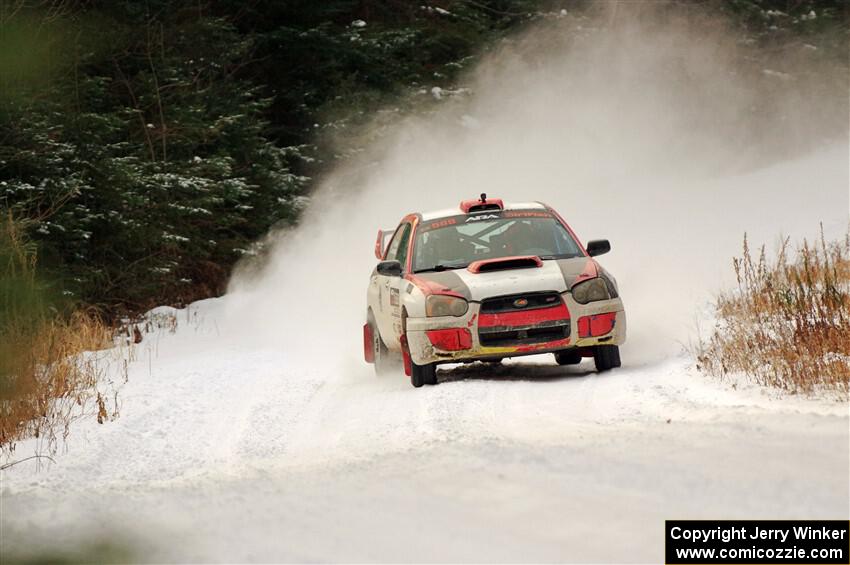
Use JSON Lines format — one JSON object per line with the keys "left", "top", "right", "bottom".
{"left": 593, "top": 345, "right": 621, "bottom": 372}
{"left": 554, "top": 350, "right": 582, "bottom": 366}
{"left": 368, "top": 314, "right": 391, "bottom": 375}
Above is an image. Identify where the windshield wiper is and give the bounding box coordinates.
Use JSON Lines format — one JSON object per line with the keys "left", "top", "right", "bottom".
{"left": 414, "top": 263, "right": 468, "bottom": 273}
{"left": 538, "top": 253, "right": 581, "bottom": 260}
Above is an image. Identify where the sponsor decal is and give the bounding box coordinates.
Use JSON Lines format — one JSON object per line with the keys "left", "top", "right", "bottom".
{"left": 465, "top": 213, "right": 501, "bottom": 222}
{"left": 418, "top": 215, "right": 473, "bottom": 233}
{"left": 429, "top": 218, "right": 457, "bottom": 230}
{"left": 503, "top": 210, "right": 553, "bottom": 219}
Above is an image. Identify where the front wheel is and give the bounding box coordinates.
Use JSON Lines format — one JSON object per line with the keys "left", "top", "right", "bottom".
{"left": 593, "top": 345, "right": 621, "bottom": 372}
{"left": 401, "top": 328, "right": 438, "bottom": 387}
{"left": 411, "top": 361, "right": 437, "bottom": 387}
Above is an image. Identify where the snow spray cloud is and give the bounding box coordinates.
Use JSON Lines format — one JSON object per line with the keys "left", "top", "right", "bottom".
{"left": 226, "top": 4, "right": 848, "bottom": 372}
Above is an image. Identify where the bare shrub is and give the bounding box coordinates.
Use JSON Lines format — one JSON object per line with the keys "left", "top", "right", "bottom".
{"left": 698, "top": 227, "right": 850, "bottom": 398}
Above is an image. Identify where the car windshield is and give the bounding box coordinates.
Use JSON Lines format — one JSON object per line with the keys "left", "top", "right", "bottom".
{"left": 412, "top": 212, "right": 584, "bottom": 273}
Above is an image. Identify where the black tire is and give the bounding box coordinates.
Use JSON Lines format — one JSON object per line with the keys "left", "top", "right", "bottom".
{"left": 368, "top": 313, "right": 391, "bottom": 375}
{"left": 554, "top": 350, "right": 583, "bottom": 366}
{"left": 593, "top": 345, "right": 621, "bottom": 372}
{"left": 411, "top": 361, "right": 437, "bottom": 387}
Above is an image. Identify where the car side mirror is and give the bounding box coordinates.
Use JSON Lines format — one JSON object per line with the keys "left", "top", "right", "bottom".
{"left": 377, "top": 260, "right": 403, "bottom": 277}
{"left": 586, "top": 239, "right": 611, "bottom": 257}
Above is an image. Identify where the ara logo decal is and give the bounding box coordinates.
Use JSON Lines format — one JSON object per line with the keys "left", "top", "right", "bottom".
{"left": 465, "top": 214, "right": 501, "bottom": 222}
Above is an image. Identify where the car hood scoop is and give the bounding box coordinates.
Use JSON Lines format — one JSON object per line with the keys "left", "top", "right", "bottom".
{"left": 467, "top": 255, "right": 543, "bottom": 274}
{"left": 411, "top": 256, "right": 594, "bottom": 301}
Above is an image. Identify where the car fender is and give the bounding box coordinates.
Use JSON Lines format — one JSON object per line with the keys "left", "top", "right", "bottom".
{"left": 401, "top": 278, "right": 427, "bottom": 319}
{"left": 366, "top": 270, "right": 381, "bottom": 323}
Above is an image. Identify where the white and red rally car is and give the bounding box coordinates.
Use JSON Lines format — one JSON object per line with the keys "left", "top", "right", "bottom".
{"left": 364, "top": 195, "right": 626, "bottom": 387}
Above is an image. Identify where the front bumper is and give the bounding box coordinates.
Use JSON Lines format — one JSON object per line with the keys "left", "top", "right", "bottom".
{"left": 405, "top": 292, "right": 626, "bottom": 366}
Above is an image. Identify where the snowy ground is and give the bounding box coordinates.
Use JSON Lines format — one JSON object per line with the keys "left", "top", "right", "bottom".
{"left": 1, "top": 297, "right": 847, "bottom": 563}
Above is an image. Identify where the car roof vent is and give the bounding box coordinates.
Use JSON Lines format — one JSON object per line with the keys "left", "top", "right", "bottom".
{"left": 460, "top": 193, "right": 504, "bottom": 214}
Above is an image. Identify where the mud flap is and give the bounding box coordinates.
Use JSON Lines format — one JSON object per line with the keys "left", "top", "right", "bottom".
{"left": 400, "top": 334, "right": 413, "bottom": 377}
{"left": 363, "top": 323, "right": 374, "bottom": 363}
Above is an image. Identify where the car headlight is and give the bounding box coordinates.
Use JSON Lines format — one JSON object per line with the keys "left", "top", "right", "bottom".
{"left": 426, "top": 295, "right": 469, "bottom": 317}
{"left": 571, "top": 277, "right": 611, "bottom": 304}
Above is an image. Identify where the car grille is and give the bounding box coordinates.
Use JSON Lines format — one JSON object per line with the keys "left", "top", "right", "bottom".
{"left": 478, "top": 292, "right": 570, "bottom": 347}
{"left": 479, "top": 291, "right": 562, "bottom": 313}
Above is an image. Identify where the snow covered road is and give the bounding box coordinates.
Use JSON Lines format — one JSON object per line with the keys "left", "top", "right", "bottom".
{"left": 2, "top": 298, "right": 847, "bottom": 563}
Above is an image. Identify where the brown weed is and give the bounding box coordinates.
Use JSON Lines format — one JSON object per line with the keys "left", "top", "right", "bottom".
{"left": 698, "top": 227, "right": 849, "bottom": 398}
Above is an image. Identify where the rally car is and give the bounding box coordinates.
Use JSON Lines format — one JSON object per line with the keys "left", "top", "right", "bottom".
{"left": 364, "top": 195, "right": 626, "bottom": 387}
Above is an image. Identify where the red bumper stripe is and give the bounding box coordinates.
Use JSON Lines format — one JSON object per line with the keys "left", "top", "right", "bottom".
{"left": 478, "top": 303, "right": 570, "bottom": 328}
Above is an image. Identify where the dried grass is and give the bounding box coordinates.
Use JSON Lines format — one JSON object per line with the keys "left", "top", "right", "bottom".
{"left": 0, "top": 217, "right": 129, "bottom": 464}
{"left": 697, "top": 227, "right": 850, "bottom": 398}
{"left": 0, "top": 312, "right": 125, "bottom": 460}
